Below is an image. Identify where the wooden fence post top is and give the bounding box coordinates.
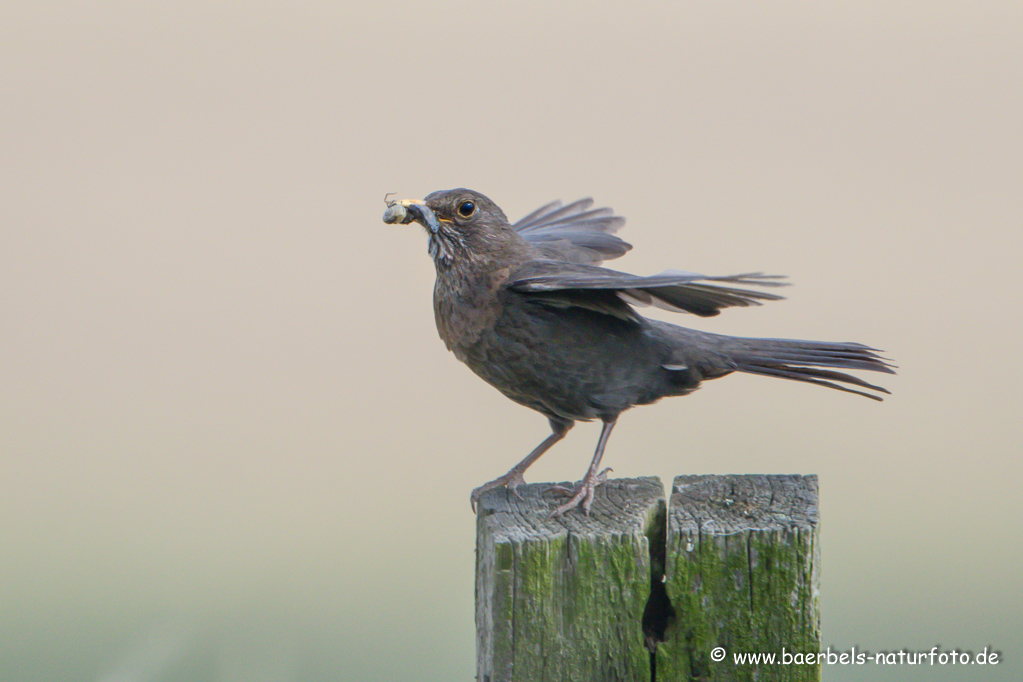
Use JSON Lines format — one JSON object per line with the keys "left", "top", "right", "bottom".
{"left": 669, "top": 474, "right": 819, "bottom": 535}
{"left": 476, "top": 476, "right": 665, "bottom": 539}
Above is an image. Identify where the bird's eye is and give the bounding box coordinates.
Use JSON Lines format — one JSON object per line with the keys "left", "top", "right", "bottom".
{"left": 457, "top": 200, "right": 476, "bottom": 218}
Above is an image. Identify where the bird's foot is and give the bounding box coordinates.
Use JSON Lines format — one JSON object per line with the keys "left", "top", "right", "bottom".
{"left": 470, "top": 468, "right": 528, "bottom": 513}
{"left": 548, "top": 467, "right": 613, "bottom": 518}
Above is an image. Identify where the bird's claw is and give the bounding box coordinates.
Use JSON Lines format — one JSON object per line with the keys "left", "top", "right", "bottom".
{"left": 548, "top": 468, "right": 613, "bottom": 518}
{"left": 470, "top": 469, "right": 528, "bottom": 513}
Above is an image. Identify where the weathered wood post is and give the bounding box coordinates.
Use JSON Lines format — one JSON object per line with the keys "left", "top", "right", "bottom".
{"left": 475, "top": 474, "right": 820, "bottom": 682}
{"left": 657, "top": 474, "right": 821, "bottom": 681}
{"left": 475, "top": 477, "right": 666, "bottom": 682}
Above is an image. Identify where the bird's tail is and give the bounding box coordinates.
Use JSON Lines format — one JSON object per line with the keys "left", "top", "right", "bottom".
{"left": 719, "top": 336, "right": 895, "bottom": 400}
{"left": 669, "top": 328, "right": 896, "bottom": 400}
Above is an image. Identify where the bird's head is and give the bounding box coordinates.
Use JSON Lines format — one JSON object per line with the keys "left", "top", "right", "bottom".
{"left": 383, "top": 188, "right": 517, "bottom": 267}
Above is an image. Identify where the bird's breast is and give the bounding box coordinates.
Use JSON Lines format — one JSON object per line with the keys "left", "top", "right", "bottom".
{"left": 432, "top": 267, "right": 508, "bottom": 359}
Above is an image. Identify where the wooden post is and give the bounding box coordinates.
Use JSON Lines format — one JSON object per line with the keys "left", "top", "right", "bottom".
{"left": 657, "top": 474, "right": 821, "bottom": 681}
{"left": 475, "top": 477, "right": 666, "bottom": 682}
{"left": 475, "top": 474, "right": 821, "bottom": 682}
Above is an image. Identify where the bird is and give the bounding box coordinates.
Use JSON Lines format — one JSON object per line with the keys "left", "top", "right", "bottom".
{"left": 383, "top": 188, "right": 893, "bottom": 517}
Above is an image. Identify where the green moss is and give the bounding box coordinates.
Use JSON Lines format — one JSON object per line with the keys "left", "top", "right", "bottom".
{"left": 492, "top": 531, "right": 651, "bottom": 681}
{"left": 658, "top": 528, "right": 819, "bottom": 681}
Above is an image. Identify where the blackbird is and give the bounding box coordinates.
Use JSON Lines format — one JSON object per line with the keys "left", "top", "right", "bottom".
{"left": 384, "top": 189, "right": 893, "bottom": 517}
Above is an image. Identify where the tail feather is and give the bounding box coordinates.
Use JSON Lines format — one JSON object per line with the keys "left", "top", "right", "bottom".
{"left": 733, "top": 351, "right": 888, "bottom": 374}
{"left": 711, "top": 336, "right": 895, "bottom": 400}
{"left": 736, "top": 364, "right": 891, "bottom": 401}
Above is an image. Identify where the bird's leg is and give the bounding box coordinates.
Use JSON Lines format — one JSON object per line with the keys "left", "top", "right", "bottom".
{"left": 470, "top": 419, "right": 573, "bottom": 513}
{"left": 549, "top": 418, "right": 618, "bottom": 518}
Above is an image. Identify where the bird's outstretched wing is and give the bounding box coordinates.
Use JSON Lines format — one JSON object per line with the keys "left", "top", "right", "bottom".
{"left": 513, "top": 198, "right": 631, "bottom": 265}
{"left": 507, "top": 261, "right": 788, "bottom": 318}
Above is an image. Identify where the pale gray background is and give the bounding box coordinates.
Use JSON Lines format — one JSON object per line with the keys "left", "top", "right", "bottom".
{"left": 2, "top": 2, "right": 1020, "bottom": 680}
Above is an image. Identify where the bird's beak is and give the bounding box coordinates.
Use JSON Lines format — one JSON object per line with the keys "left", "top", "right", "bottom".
{"left": 382, "top": 198, "right": 441, "bottom": 234}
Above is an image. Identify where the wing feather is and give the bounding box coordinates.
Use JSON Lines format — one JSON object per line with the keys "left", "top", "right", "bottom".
{"left": 513, "top": 198, "right": 630, "bottom": 264}
{"left": 508, "top": 262, "right": 787, "bottom": 318}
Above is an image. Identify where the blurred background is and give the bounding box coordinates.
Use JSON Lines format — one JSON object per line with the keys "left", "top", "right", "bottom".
{"left": 2, "top": 2, "right": 1020, "bottom": 680}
